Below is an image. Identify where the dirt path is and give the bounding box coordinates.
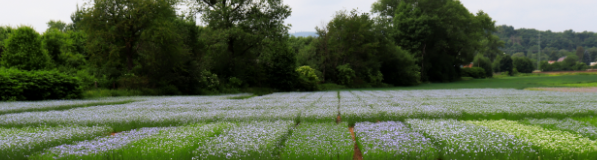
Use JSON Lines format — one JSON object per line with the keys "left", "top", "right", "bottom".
{"left": 349, "top": 126, "right": 363, "bottom": 160}
{"left": 528, "top": 87, "right": 597, "bottom": 92}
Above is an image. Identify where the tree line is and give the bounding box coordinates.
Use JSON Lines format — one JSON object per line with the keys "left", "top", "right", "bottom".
{"left": 1, "top": 0, "right": 578, "bottom": 99}
{"left": 496, "top": 25, "right": 597, "bottom": 68}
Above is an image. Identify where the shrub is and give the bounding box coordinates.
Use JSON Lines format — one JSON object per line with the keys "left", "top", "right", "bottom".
{"left": 1, "top": 26, "right": 51, "bottom": 71}
{"left": 499, "top": 55, "right": 514, "bottom": 75}
{"left": 367, "top": 70, "right": 384, "bottom": 86}
{"left": 512, "top": 57, "right": 535, "bottom": 73}
{"left": 474, "top": 54, "right": 493, "bottom": 78}
{"left": 228, "top": 77, "right": 243, "bottom": 88}
{"left": 572, "top": 62, "right": 588, "bottom": 71}
{"left": 461, "top": 67, "right": 486, "bottom": 79}
{"left": 296, "top": 66, "right": 320, "bottom": 91}
{"left": 336, "top": 64, "right": 355, "bottom": 85}
{"left": 196, "top": 70, "right": 219, "bottom": 91}
{"left": 0, "top": 68, "right": 82, "bottom": 101}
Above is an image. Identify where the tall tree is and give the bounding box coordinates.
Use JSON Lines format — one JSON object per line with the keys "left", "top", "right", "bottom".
{"left": 1, "top": 26, "right": 50, "bottom": 70}
{"left": 192, "top": 0, "right": 292, "bottom": 80}
{"left": 371, "top": 0, "right": 401, "bottom": 24}
{"left": 304, "top": 9, "right": 420, "bottom": 86}
{"left": 42, "top": 28, "right": 67, "bottom": 64}
{"left": 47, "top": 20, "right": 67, "bottom": 32}
{"left": 393, "top": 0, "right": 496, "bottom": 82}
{"left": 0, "top": 26, "right": 14, "bottom": 59}
{"left": 80, "top": 0, "right": 179, "bottom": 72}
{"left": 576, "top": 46, "right": 585, "bottom": 62}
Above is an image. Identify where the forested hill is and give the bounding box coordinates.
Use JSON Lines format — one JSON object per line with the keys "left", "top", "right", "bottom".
{"left": 495, "top": 25, "right": 597, "bottom": 62}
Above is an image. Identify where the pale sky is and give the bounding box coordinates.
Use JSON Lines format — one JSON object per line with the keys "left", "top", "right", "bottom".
{"left": 1, "top": 0, "right": 596, "bottom": 33}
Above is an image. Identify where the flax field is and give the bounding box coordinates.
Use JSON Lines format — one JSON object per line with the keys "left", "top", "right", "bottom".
{"left": 2, "top": 89, "right": 597, "bottom": 160}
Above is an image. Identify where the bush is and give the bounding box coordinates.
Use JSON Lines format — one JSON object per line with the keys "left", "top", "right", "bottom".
{"left": 499, "top": 55, "right": 514, "bottom": 76}
{"left": 197, "top": 70, "right": 219, "bottom": 91}
{"left": 0, "top": 68, "right": 82, "bottom": 101}
{"left": 461, "top": 67, "right": 486, "bottom": 79}
{"left": 296, "top": 66, "right": 320, "bottom": 91}
{"left": 512, "top": 57, "right": 535, "bottom": 73}
{"left": 1, "top": 26, "right": 51, "bottom": 70}
{"left": 336, "top": 64, "right": 355, "bottom": 85}
{"left": 367, "top": 70, "right": 384, "bottom": 86}
{"left": 572, "top": 62, "right": 588, "bottom": 71}
{"left": 474, "top": 54, "right": 493, "bottom": 78}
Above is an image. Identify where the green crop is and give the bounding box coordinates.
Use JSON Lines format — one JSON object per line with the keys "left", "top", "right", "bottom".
{"left": 194, "top": 121, "right": 294, "bottom": 160}
{"left": 282, "top": 122, "right": 353, "bottom": 160}
{"left": 468, "top": 119, "right": 597, "bottom": 160}
{"left": 0, "top": 125, "right": 111, "bottom": 160}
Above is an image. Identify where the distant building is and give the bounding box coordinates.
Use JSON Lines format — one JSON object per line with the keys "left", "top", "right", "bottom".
{"left": 548, "top": 61, "right": 556, "bottom": 64}
{"left": 461, "top": 62, "right": 474, "bottom": 68}
{"left": 591, "top": 62, "right": 597, "bottom": 67}
{"left": 557, "top": 56, "right": 567, "bottom": 62}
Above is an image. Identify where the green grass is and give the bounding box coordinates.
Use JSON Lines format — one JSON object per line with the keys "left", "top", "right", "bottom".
{"left": 227, "top": 94, "right": 256, "bottom": 100}
{"left": 352, "top": 75, "right": 597, "bottom": 90}
{"left": 553, "top": 82, "right": 597, "bottom": 87}
{"left": 0, "top": 100, "right": 137, "bottom": 115}
{"left": 83, "top": 89, "right": 144, "bottom": 98}
{"left": 574, "top": 117, "right": 597, "bottom": 127}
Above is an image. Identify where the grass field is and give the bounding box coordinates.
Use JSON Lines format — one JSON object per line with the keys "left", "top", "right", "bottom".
{"left": 2, "top": 75, "right": 597, "bottom": 159}
{"left": 364, "top": 74, "right": 597, "bottom": 90}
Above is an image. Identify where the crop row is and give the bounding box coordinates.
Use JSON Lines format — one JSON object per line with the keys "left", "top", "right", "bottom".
{"left": 0, "top": 125, "right": 111, "bottom": 160}
{"left": 3, "top": 118, "right": 597, "bottom": 160}
{"left": 0, "top": 97, "right": 140, "bottom": 115}
{"left": 2, "top": 89, "right": 596, "bottom": 130}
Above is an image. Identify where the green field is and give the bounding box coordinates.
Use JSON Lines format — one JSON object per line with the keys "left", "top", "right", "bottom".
{"left": 362, "top": 74, "right": 597, "bottom": 90}
{"left": 1, "top": 75, "right": 597, "bottom": 160}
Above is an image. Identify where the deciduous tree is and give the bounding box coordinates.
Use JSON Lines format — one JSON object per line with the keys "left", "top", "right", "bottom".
{"left": 1, "top": 26, "right": 50, "bottom": 71}
{"left": 393, "top": 0, "right": 497, "bottom": 82}
{"left": 80, "top": 0, "right": 179, "bottom": 72}
{"left": 192, "top": 0, "right": 292, "bottom": 81}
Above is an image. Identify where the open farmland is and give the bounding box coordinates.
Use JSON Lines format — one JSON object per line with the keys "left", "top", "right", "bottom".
{"left": 2, "top": 89, "right": 597, "bottom": 159}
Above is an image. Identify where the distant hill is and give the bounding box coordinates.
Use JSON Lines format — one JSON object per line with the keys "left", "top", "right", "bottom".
{"left": 290, "top": 31, "right": 318, "bottom": 37}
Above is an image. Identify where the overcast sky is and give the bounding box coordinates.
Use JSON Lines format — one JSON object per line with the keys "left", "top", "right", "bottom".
{"left": 1, "top": 0, "right": 596, "bottom": 33}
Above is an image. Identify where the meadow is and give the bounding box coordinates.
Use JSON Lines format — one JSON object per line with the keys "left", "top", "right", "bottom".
{"left": 2, "top": 76, "right": 597, "bottom": 159}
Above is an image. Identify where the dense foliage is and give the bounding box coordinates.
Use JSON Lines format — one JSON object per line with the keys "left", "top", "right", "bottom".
{"left": 461, "top": 67, "right": 486, "bottom": 79}
{"left": 4, "top": 0, "right": 592, "bottom": 99}
{"left": 540, "top": 55, "right": 589, "bottom": 71}
{"left": 0, "top": 68, "right": 82, "bottom": 101}
{"left": 512, "top": 57, "right": 536, "bottom": 73}
{"left": 392, "top": 0, "right": 498, "bottom": 82}
{"left": 496, "top": 25, "right": 597, "bottom": 63}
{"left": 1, "top": 26, "right": 50, "bottom": 71}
